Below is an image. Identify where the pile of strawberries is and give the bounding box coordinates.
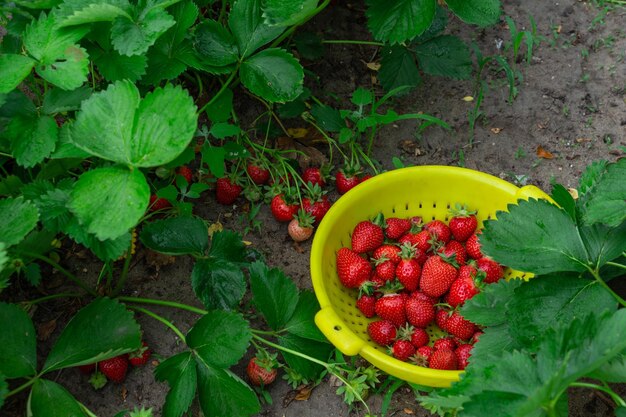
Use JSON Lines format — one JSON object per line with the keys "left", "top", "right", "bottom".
{"left": 336, "top": 206, "right": 504, "bottom": 371}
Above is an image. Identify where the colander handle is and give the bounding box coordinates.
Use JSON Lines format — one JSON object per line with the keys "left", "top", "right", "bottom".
{"left": 315, "top": 307, "right": 365, "bottom": 356}
{"left": 516, "top": 185, "right": 554, "bottom": 203}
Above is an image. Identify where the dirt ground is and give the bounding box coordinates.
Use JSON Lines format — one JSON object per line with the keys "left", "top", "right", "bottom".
{"left": 3, "top": 0, "right": 625, "bottom": 416}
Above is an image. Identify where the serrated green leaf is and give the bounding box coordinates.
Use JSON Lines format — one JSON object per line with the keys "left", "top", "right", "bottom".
{"left": 293, "top": 31, "right": 323, "bottom": 60}
{"left": 310, "top": 104, "right": 345, "bottom": 132}
{"left": 249, "top": 261, "right": 299, "bottom": 330}
{"left": 240, "top": 48, "right": 303, "bottom": 103}
{"left": 0, "top": 302, "right": 37, "bottom": 378}
{"left": 140, "top": 216, "right": 209, "bottom": 255}
{"left": 481, "top": 198, "right": 589, "bottom": 274}
{"left": 0, "top": 54, "right": 35, "bottom": 94}
{"left": 201, "top": 145, "right": 226, "bottom": 177}
{"left": 589, "top": 355, "right": 626, "bottom": 383}
{"left": 6, "top": 115, "right": 58, "bottom": 168}
{"left": 43, "top": 297, "right": 141, "bottom": 372}
{"left": 23, "top": 263, "right": 42, "bottom": 286}
{"left": 42, "top": 86, "right": 92, "bottom": 114}
{"left": 68, "top": 166, "right": 149, "bottom": 241}
{"left": 194, "top": 20, "right": 239, "bottom": 66}
{"left": 283, "top": 290, "right": 327, "bottom": 342}
{"left": 71, "top": 80, "right": 197, "bottom": 167}
{"left": 229, "top": 0, "right": 284, "bottom": 57}
{"left": 155, "top": 352, "right": 197, "bottom": 417}
{"left": 196, "top": 363, "right": 260, "bottom": 417}
{"left": 445, "top": 0, "right": 501, "bottom": 27}
{"left": 94, "top": 49, "right": 147, "bottom": 82}
{"left": 203, "top": 88, "right": 233, "bottom": 123}
{"left": 0, "top": 176, "right": 24, "bottom": 197}
{"left": 414, "top": 5, "right": 448, "bottom": 42}
{"left": 36, "top": 45, "right": 89, "bottom": 90}
{"left": 0, "top": 243, "right": 7, "bottom": 274}
{"left": 580, "top": 222, "right": 626, "bottom": 268}
{"left": 23, "top": 13, "right": 89, "bottom": 63}
{"left": 187, "top": 310, "right": 251, "bottom": 368}
{"left": 278, "top": 333, "right": 332, "bottom": 379}
{"left": 50, "top": 121, "right": 90, "bottom": 159}
{"left": 506, "top": 274, "right": 617, "bottom": 348}
{"left": 413, "top": 35, "right": 472, "bottom": 79}
{"left": 262, "top": 0, "right": 318, "bottom": 26}
{"left": 351, "top": 87, "right": 373, "bottom": 106}
{"left": 366, "top": 0, "right": 436, "bottom": 44}
{"left": 550, "top": 183, "right": 576, "bottom": 222}
{"left": 467, "top": 323, "right": 517, "bottom": 365}
{"left": 64, "top": 218, "right": 131, "bottom": 261}
{"left": 580, "top": 158, "right": 626, "bottom": 227}
{"left": 461, "top": 278, "right": 522, "bottom": 327}
{"left": 0, "top": 197, "right": 40, "bottom": 248}
{"left": 111, "top": 7, "right": 175, "bottom": 56}
{"left": 578, "top": 159, "right": 607, "bottom": 195}
{"left": 209, "top": 122, "right": 241, "bottom": 139}
{"left": 192, "top": 258, "right": 246, "bottom": 310}
{"left": 57, "top": 1, "right": 132, "bottom": 26}
{"left": 379, "top": 45, "right": 421, "bottom": 93}
{"left": 208, "top": 230, "right": 247, "bottom": 263}
{"left": 223, "top": 141, "right": 250, "bottom": 159}
{"left": 28, "top": 379, "right": 88, "bottom": 417}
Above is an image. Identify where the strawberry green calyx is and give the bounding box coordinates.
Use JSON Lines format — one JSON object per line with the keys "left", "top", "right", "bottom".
{"left": 397, "top": 324, "right": 416, "bottom": 341}
{"left": 372, "top": 212, "right": 386, "bottom": 228}
{"left": 129, "top": 407, "right": 155, "bottom": 417}
{"left": 399, "top": 242, "right": 417, "bottom": 260}
{"left": 294, "top": 208, "right": 315, "bottom": 228}
{"left": 254, "top": 349, "right": 279, "bottom": 371}
{"left": 304, "top": 182, "right": 327, "bottom": 202}
{"left": 437, "top": 251, "right": 460, "bottom": 269}
{"left": 359, "top": 280, "right": 378, "bottom": 297}
{"left": 89, "top": 371, "right": 107, "bottom": 390}
{"left": 449, "top": 202, "right": 477, "bottom": 217}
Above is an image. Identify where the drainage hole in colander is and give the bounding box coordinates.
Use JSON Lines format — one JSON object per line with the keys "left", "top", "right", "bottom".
{"left": 334, "top": 325, "right": 342, "bottom": 331}
{"left": 432, "top": 202, "right": 437, "bottom": 208}
{"left": 392, "top": 207, "right": 396, "bottom": 213}
{"left": 446, "top": 203, "right": 451, "bottom": 209}
{"left": 419, "top": 202, "right": 423, "bottom": 208}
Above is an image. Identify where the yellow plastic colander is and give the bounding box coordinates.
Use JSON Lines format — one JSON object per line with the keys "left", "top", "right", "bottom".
{"left": 310, "top": 166, "right": 551, "bottom": 387}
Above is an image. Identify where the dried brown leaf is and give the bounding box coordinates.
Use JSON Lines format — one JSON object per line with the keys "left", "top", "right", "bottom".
{"left": 295, "top": 384, "right": 313, "bottom": 401}
{"left": 536, "top": 145, "right": 554, "bottom": 159}
{"left": 37, "top": 319, "right": 57, "bottom": 341}
{"left": 490, "top": 127, "right": 503, "bottom": 134}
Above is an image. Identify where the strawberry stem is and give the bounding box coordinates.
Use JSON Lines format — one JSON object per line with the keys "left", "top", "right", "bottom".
{"left": 6, "top": 375, "right": 39, "bottom": 397}
{"left": 111, "top": 245, "right": 134, "bottom": 297}
{"left": 586, "top": 266, "right": 626, "bottom": 308}
{"left": 129, "top": 306, "right": 186, "bottom": 343}
{"left": 118, "top": 296, "right": 208, "bottom": 315}
{"left": 570, "top": 381, "right": 626, "bottom": 408}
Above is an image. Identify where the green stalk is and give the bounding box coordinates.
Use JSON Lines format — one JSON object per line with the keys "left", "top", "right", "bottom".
{"left": 588, "top": 267, "right": 626, "bottom": 307}
{"left": 571, "top": 381, "right": 626, "bottom": 407}
{"left": 322, "top": 40, "right": 385, "bottom": 47}
{"left": 6, "top": 376, "right": 38, "bottom": 397}
{"left": 111, "top": 247, "right": 133, "bottom": 297}
{"left": 197, "top": 67, "right": 239, "bottom": 116}
{"left": 606, "top": 261, "right": 626, "bottom": 271}
{"left": 24, "top": 292, "right": 81, "bottom": 306}
{"left": 130, "top": 306, "right": 187, "bottom": 343}
{"left": 118, "top": 296, "right": 208, "bottom": 315}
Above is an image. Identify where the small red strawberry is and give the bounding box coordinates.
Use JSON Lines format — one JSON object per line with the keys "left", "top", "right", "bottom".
{"left": 448, "top": 204, "right": 478, "bottom": 242}
{"left": 465, "top": 232, "right": 483, "bottom": 260}
{"left": 445, "top": 311, "right": 477, "bottom": 341}
{"left": 409, "top": 327, "right": 429, "bottom": 348}
{"left": 424, "top": 220, "right": 451, "bottom": 244}
{"left": 439, "top": 240, "right": 467, "bottom": 266}
{"left": 78, "top": 363, "right": 96, "bottom": 375}
{"left": 148, "top": 194, "right": 172, "bottom": 212}
{"left": 471, "top": 331, "right": 484, "bottom": 344}
{"left": 247, "top": 163, "right": 270, "bottom": 185}
{"left": 413, "top": 345, "right": 434, "bottom": 367}
{"left": 455, "top": 344, "right": 474, "bottom": 370}
{"left": 351, "top": 217, "right": 384, "bottom": 253}
{"left": 368, "top": 320, "right": 397, "bottom": 346}
{"left": 433, "top": 336, "right": 457, "bottom": 351}
{"left": 129, "top": 341, "right": 151, "bottom": 367}
{"left": 177, "top": 166, "right": 193, "bottom": 183}
{"left": 99, "top": 355, "right": 129, "bottom": 383}
{"left": 400, "top": 229, "right": 434, "bottom": 253}
{"left": 215, "top": 177, "right": 243, "bottom": 205}
{"left": 429, "top": 349, "right": 458, "bottom": 370}
{"left": 302, "top": 184, "right": 332, "bottom": 224}
{"left": 395, "top": 244, "right": 421, "bottom": 291}
{"left": 435, "top": 307, "right": 451, "bottom": 330}
{"left": 477, "top": 257, "right": 504, "bottom": 283}
{"left": 336, "top": 168, "right": 361, "bottom": 194}
{"left": 270, "top": 193, "right": 299, "bottom": 222}
{"left": 419, "top": 254, "right": 458, "bottom": 298}
{"left": 405, "top": 298, "right": 434, "bottom": 328}
{"left": 288, "top": 210, "right": 315, "bottom": 242}
{"left": 246, "top": 355, "right": 278, "bottom": 386}
{"left": 375, "top": 294, "right": 406, "bottom": 327}
{"left": 391, "top": 340, "right": 416, "bottom": 362}
{"left": 409, "top": 291, "right": 437, "bottom": 305}
{"left": 302, "top": 166, "right": 326, "bottom": 187}
{"left": 336, "top": 248, "right": 372, "bottom": 288}
{"left": 385, "top": 217, "right": 412, "bottom": 239}
{"left": 446, "top": 265, "right": 481, "bottom": 307}
{"left": 375, "top": 259, "right": 396, "bottom": 281}
{"left": 356, "top": 294, "right": 377, "bottom": 318}
{"left": 373, "top": 245, "right": 401, "bottom": 264}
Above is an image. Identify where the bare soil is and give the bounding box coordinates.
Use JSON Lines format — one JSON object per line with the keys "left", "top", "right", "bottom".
{"left": 3, "top": 1, "right": 625, "bottom": 416}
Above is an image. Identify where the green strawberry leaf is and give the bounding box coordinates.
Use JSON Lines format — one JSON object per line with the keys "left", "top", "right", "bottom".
{"left": 578, "top": 159, "right": 607, "bottom": 195}
{"left": 23, "top": 13, "right": 89, "bottom": 64}
{"left": 111, "top": 6, "right": 175, "bottom": 56}
{"left": 204, "top": 88, "right": 233, "bottom": 123}
{"left": 351, "top": 87, "right": 373, "bottom": 106}
{"left": 310, "top": 104, "right": 345, "bottom": 132}
{"left": 283, "top": 290, "right": 327, "bottom": 342}
{"left": 445, "top": 0, "right": 501, "bottom": 27}
{"left": 262, "top": 0, "right": 318, "bottom": 26}
{"left": 93, "top": 49, "right": 148, "bottom": 82}
{"left": 249, "top": 261, "right": 299, "bottom": 330}
{"left": 240, "top": 48, "right": 304, "bottom": 103}
{"left": 36, "top": 45, "right": 90, "bottom": 90}
{"left": 23, "top": 263, "right": 42, "bottom": 287}
{"left": 209, "top": 122, "right": 241, "bottom": 139}
{"left": 506, "top": 274, "right": 617, "bottom": 348}
{"left": 140, "top": 216, "right": 209, "bottom": 256}
{"left": 579, "top": 157, "right": 626, "bottom": 227}
{"left": 549, "top": 183, "right": 577, "bottom": 223}
{"left": 366, "top": 0, "right": 436, "bottom": 44}
{"left": 42, "top": 86, "right": 92, "bottom": 114}
{"left": 155, "top": 352, "right": 197, "bottom": 417}
{"left": 228, "top": 0, "right": 284, "bottom": 57}
{"left": 0, "top": 54, "right": 35, "bottom": 94}
{"left": 64, "top": 218, "right": 131, "bottom": 261}
{"left": 589, "top": 355, "right": 626, "bottom": 383}
{"left": 196, "top": 363, "right": 260, "bottom": 417}
{"left": 56, "top": 0, "right": 132, "bottom": 26}
{"left": 51, "top": 122, "right": 91, "bottom": 159}
{"left": 71, "top": 80, "right": 197, "bottom": 167}
{"left": 187, "top": 310, "right": 251, "bottom": 368}
{"left": 0, "top": 302, "right": 37, "bottom": 378}
{"left": 201, "top": 145, "right": 226, "bottom": 178}
{"left": 580, "top": 222, "right": 626, "bottom": 268}
{"left": 208, "top": 230, "right": 247, "bottom": 264}
{"left": 413, "top": 35, "right": 472, "bottom": 79}
{"left": 0, "top": 197, "right": 40, "bottom": 248}
{"left": 43, "top": 297, "right": 140, "bottom": 372}
{"left": 6, "top": 114, "right": 58, "bottom": 168}
{"left": 278, "top": 333, "right": 332, "bottom": 379}
{"left": 194, "top": 20, "right": 239, "bottom": 66}
{"left": 192, "top": 259, "right": 246, "bottom": 310}
{"left": 68, "top": 166, "right": 149, "bottom": 241}
{"left": 28, "top": 379, "right": 88, "bottom": 417}
{"left": 0, "top": 243, "right": 7, "bottom": 274}
{"left": 480, "top": 198, "right": 589, "bottom": 274}
{"left": 378, "top": 45, "right": 421, "bottom": 93}
{"left": 460, "top": 278, "right": 522, "bottom": 327}
{"left": 466, "top": 323, "right": 517, "bottom": 365}
{"left": 414, "top": 5, "right": 448, "bottom": 42}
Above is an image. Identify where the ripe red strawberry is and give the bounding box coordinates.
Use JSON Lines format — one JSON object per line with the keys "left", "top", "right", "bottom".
{"left": 433, "top": 336, "right": 457, "bottom": 351}
{"left": 446, "top": 311, "right": 477, "bottom": 340}
{"left": 391, "top": 340, "right": 416, "bottom": 362}
{"left": 448, "top": 205, "right": 478, "bottom": 242}
{"left": 336, "top": 170, "right": 361, "bottom": 194}
{"left": 302, "top": 167, "right": 325, "bottom": 187}
{"left": 455, "top": 344, "right": 474, "bottom": 370}
{"left": 302, "top": 185, "right": 332, "bottom": 224}
{"left": 270, "top": 194, "right": 299, "bottom": 222}
{"left": 356, "top": 294, "right": 377, "bottom": 318}
{"left": 465, "top": 232, "right": 483, "bottom": 259}
{"left": 177, "top": 165, "right": 193, "bottom": 183}
{"left": 337, "top": 248, "right": 372, "bottom": 288}
{"left": 247, "top": 163, "right": 270, "bottom": 185}
{"left": 375, "top": 294, "right": 406, "bottom": 327}
{"left": 424, "top": 220, "right": 451, "bottom": 244}
{"left": 129, "top": 342, "right": 151, "bottom": 367}
{"left": 446, "top": 265, "right": 481, "bottom": 307}
{"left": 410, "top": 290, "right": 437, "bottom": 305}
{"left": 215, "top": 177, "right": 243, "bottom": 205}
{"left": 385, "top": 217, "right": 412, "bottom": 239}
{"left": 471, "top": 331, "right": 483, "bottom": 344}
{"left": 435, "top": 307, "right": 451, "bottom": 330}
{"left": 246, "top": 357, "right": 277, "bottom": 386}
{"left": 405, "top": 298, "right": 434, "bottom": 328}
{"left": 351, "top": 219, "right": 384, "bottom": 253}
{"left": 409, "top": 327, "right": 429, "bottom": 348}
{"left": 477, "top": 257, "right": 504, "bottom": 283}
{"left": 419, "top": 255, "right": 458, "bottom": 297}
{"left": 429, "top": 349, "right": 458, "bottom": 370}
{"left": 288, "top": 210, "right": 315, "bottom": 242}
{"left": 368, "top": 320, "right": 397, "bottom": 346}
{"left": 78, "top": 363, "right": 96, "bottom": 374}
{"left": 99, "top": 356, "right": 129, "bottom": 383}
{"left": 395, "top": 244, "right": 421, "bottom": 291}
{"left": 413, "top": 345, "right": 434, "bottom": 367}
{"left": 439, "top": 240, "right": 467, "bottom": 266}
{"left": 373, "top": 245, "right": 401, "bottom": 264}
{"left": 375, "top": 260, "right": 396, "bottom": 281}
{"left": 360, "top": 174, "right": 373, "bottom": 182}
{"left": 148, "top": 194, "right": 172, "bottom": 212}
